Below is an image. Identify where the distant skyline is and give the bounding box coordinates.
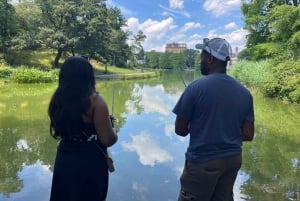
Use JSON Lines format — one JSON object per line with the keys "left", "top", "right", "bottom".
{"left": 107, "top": 0, "right": 247, "bottom": 53}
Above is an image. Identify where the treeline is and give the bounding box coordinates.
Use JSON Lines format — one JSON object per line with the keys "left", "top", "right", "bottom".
{"left": 145, "top": 49, "right": 200, "bottom": 69}
{"left": 0, "top": 0, "right": 145, "bottom": 68}
{"left": 0, "top": 0, "right": 200, "bottom": 70}
{"left": 234, "top": 0, "right": 300, "bottom": 104}
{"left": 240, "top": 0, "right": 300, "bottom": 61}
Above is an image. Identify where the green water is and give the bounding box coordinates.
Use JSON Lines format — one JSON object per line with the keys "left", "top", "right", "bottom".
{"left": 0, "top": 71, "right": 299, "bottom": 201}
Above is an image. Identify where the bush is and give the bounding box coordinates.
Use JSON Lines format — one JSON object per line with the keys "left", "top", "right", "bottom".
{"left": 269, "top": 61, "right": 300, "bottom": 104}
{"left": 0, "top": 67, "right": 14, "bottom": 78}
{"left": 11, "top": 67, "right": 58, "bottom": 83}
{"left": 229, "top": 60, "right": 300, "bottom": 104}
{"left": 229, "top": 60, "right": 272, "bottom": 90}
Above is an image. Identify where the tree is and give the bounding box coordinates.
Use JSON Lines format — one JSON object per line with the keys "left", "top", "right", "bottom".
{"left": 242, "top": 0, "right": 300, "bottom": 60}
{"left": 36, "top": 0, "right": 82, "bottom": 67}
{"left": 105, "top": 7, "right": 130, "bottom": 67}
{"left": 130, "top": 30, "right": 146, "bottom": 66}
{"left": 147, "top": 50, "right": 159, "bottom": 68}
{"left": 36, "top": 0, "right": 114, "bottom": 67}
{"left": 268, "top": 5, "right": 300, "bottom": 59}
{"left": 11, "top": 0, "right": 42, "bottom": 50}
{"left": 241, "top": 0, "right": 272, "bottom": 48}
{"left": 0, "top": 0, "right": 18, "bottom": 58}
{"left": 184, "top": 49, "right": 198, "bottom": 69}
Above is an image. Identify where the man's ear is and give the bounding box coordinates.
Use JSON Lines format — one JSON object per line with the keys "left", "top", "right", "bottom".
{"left": 207, "top": 55, "right": 214, "bottom": 64}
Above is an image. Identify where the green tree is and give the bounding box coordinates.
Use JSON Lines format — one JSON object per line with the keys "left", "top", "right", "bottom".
{"left": 147, "top": 50, "right": 159, "bottom": 68}
{"left": 184, "top": 49, "right": 197, "bottom": 69}
{"left": 36, "top": 0, "right": 114, "bottom": 67}
{"left": 171, "top": 52, "right": 185, "bottom": 69}
{"left": 11, "top": 0, "right": 42, "bottom": 50}
{"left": 242, "top": 0, "right": 300, "bottom": 60}
{"left": 268, "top": 5, "right": 300, "bottom": 59}
{"left": 129, "top": 30, "right": 146, "bottom": 66}
{"left": 36, "top": 0, "right": 83, "bottom": 67}
{"left": 0, "top": 0, "right": 18, "bottom": 57}
{"left": 106, "top": 7, "right": 130, "bottom": 67}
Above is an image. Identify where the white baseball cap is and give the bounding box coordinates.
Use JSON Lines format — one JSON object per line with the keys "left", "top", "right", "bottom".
{"left": 195, "top": 38, "right": 232, "bottom": 62}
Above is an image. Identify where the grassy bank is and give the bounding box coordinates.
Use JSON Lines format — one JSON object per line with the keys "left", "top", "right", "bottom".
{"left": 0, "top": 50, "right": 160, "bottom": 83}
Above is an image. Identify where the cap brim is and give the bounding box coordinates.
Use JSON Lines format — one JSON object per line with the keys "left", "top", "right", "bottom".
{"left": 195, "top": 44, "right": 204, "bottom": 49}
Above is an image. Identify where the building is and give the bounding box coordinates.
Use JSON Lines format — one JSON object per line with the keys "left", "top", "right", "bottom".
{"left": 165, "top": 43, "right": 187, "bottom": 53}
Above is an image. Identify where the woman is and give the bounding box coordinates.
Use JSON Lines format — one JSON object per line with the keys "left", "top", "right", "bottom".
{"left": 48, "top": 56, "right": 118, "bottom": 201}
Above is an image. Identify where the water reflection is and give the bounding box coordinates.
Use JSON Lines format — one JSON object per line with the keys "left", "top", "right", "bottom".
{"left": 0, "top": 71, "right": 300, "bottom": 201}
{"left": 0, "top": 161, "right": 51, "bottom": 201}
{"left": 121, "top": 132, "right": 174, "bottom": 166}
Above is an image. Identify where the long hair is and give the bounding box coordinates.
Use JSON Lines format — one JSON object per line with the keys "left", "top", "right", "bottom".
{"left": 48, "top": 56, "right": 96, "bottom": 139}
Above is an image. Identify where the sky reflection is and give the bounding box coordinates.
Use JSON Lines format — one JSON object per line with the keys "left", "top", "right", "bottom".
{"left": 0, "top": 160, "right": 51, "bottom": 201}
{"left": 121, "top": 132, "right": 174, "bottom": 166}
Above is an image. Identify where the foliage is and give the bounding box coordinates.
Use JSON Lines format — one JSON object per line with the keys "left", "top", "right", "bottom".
{"left": 267, "top": 60, "right": 300, "bottom": 103}
{"left": 0, "top": 0, "right": 18, "bottom": 56}
{"left": 229, "top": 60, "right": 272, "bottom": 90}
{"left": 146, "top": 50, "right": 159, "bottom": 68}
{"left": 0, "top": 1, "right": 132, "bottom": 68}
{"left": 229, "top": 60, "right": 300, "bottom": 104}
{"left": 0, "top": 67, "right": 14, "bottom": 78}
{"left": 184, "top": 49, "right": 198, "bottom": 69}
{"left": 250, "top": 42, "right": 283, "bottom": 61}
{"left": 237, "top": 48, "right": 251, "bottom": 60}
{"left": 242, "top": 1, "right": 300, "bottom": 61}
{"left": 10, "top": 0, "right": 42, "bottom": 50}
{"left": 10, "top": 67, "right": 58, "bottom": 83}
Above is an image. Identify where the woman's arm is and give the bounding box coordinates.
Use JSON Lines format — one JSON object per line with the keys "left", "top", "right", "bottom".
{"left": 93, "top": 94, "right": 118, "bottom": 147}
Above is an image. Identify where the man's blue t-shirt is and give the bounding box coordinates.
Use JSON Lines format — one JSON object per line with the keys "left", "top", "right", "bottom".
{"left": 173, "top": 73, "right": 254, "bottom": 163}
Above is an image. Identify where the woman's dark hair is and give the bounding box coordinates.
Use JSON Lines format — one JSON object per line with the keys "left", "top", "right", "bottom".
{"left": 48, "top": 56, "right": 96, "bottom": 139}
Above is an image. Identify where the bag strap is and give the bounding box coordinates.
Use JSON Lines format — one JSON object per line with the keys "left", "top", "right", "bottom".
{"left": 81, "top": 131, "right": 109, "bottom": 159}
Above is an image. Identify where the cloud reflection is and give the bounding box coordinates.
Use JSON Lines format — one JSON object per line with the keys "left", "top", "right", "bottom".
{"left": 16, "top": 139, "right": 32, "bottom": 151}
{"left": 121, "top": 132, "right": 173, "bottom": 166}
{"left": 141, "top": 85, "right": 170, "bottom": 116}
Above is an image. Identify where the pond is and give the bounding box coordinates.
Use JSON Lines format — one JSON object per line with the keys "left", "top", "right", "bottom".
{"left": 0, "top": 70, "right": 299, "bottom": 201}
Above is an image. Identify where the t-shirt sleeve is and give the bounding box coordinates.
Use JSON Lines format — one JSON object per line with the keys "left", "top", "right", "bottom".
{"left": 172, "top": 86, "right": 194, "bottom": 121}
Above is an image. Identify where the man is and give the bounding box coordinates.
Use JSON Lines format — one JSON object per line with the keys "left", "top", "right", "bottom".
{"left": 173, "top": 38, "right": 254, "bottom": 201}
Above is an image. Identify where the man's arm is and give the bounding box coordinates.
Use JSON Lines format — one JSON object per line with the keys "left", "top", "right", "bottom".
{"left": 242, "top": 122, "right": 254, "bottom": 141}
{"left": 175, "top": 116, "right": 189, "bottom": 137}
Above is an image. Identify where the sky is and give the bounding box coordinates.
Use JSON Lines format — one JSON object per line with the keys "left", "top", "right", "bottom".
{"left": 106, "top": 0, "right": 247, "bottom": 54}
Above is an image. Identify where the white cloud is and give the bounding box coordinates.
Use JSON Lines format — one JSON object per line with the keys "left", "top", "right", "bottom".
{"left": 124, "top": 17, "right": 177, "bottom": 51}
{"left": 224, "top": 22, "right": 237, "bottom": 30}
{"left": 219, "top": 28, "right": 248, "bottom": 51}
{"left": 203, "top": 0, "right": 241, "bottom": 17}
{"left": 180, "top": 22, "right": 202, "bottom": 33}
{"left": 169, "top": 0, "right": 184, "bottom": 9}
{"left": 121, "top": 132, "right": 174, "bottom": 166}
{"left": 141, "top": 85, "right": 171, "bottom": 116}
{"left": 165, "top": 124, "right": 174, "bottom": 138}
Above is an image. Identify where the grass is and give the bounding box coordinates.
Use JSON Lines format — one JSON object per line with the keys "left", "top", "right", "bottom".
{"left": 1, "top": 50, "right": 160, "bottom": 83}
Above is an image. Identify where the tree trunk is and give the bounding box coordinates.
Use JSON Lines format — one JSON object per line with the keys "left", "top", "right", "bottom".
{"left": 54, "top": 48, "right": 62, "bottom": 68}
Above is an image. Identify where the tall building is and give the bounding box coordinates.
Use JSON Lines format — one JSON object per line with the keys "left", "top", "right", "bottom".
{"left": 165, "top": 43, "right": 187, "bottom": 53}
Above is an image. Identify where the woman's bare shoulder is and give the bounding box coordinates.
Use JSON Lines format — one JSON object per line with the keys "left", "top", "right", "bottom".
{"left": 91, "top": 92, "right": 108, "bottom": 108}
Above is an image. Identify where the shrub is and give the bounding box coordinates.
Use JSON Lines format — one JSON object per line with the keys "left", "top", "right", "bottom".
{"left": 0, "top": 67, "right": 14, "bottom": 78}
{"left": 230, "top": 60, "right": 300, "bottom": 104}
{"left": 229, "top": 60, "right": 272, "bottom": 90}
{"left": 11, "top": 67, "right": 58, "bottom": 83}
{"left": 269, "top": 61, "right": 300, "bottom": 104}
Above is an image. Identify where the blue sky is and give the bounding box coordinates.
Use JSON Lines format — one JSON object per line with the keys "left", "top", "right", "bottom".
{"left": 107, "top": 0, "right": 247, "bottom": 54}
